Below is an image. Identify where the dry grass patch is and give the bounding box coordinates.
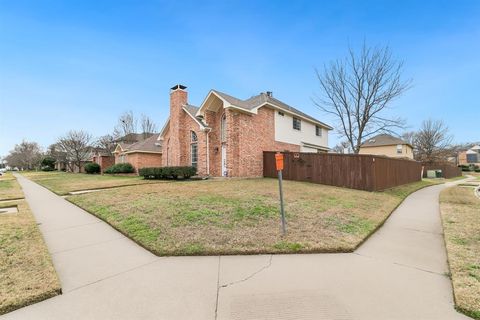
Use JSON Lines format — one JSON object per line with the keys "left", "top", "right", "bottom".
{"left": 0, "top": 199, "right": 61, "bottom": 315}
{"left": 0, "top": 173, "right": 23, "bottom": 201}
{"left": 68, "top": 178, "right": 435, "bottom": 256}
{"left": 440, "top": 187, "right": 480, "bottom": 319}
{"left": 21, "top": 171, "right": 160, "bottom": 195}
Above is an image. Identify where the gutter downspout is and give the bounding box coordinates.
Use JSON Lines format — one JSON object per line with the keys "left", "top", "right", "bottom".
{"left": 205, "top": 128, "right": 211, "bottom": 176}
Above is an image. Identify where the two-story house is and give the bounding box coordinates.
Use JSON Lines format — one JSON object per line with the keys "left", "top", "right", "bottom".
{"left": 115, "top": 84, "right": 332, "bottom": 177}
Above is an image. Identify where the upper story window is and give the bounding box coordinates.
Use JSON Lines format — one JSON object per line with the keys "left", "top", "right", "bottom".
{"left": 315, "top": 125, "right": 322, "bottom": 137}
{"left": 396, "top": 144, "right": 403, "bottom": 154}
{"left": 221, "top": 113, "right": 227, "bottom": 142}
{"left": 191, "top": 131, "right": 198, "bottom": 142}
{"left": 293, "top": 117, "right": 301, "bottom": 131}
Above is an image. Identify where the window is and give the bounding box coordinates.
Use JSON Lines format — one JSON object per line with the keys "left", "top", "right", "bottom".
{"left": 191, "top": 131, "right": 198, "bottom": 142}
{"left": 190, "top": 131, "right": 198, "bottom": 168}
{"left": 278, "top": 111, "right": 284, "bottom": 116}
{"left": 315, "top": 125, "right": 322, "bottom": 137}
{"left": 220, "top": 113, "right": 227, "bottom": 142}
{"left": 191, "top": 143, "right": 198, "bottom": 168}
{"left": 293, "top": 117, "right": 301, "bottom": 130}
{"left": 467, "top": 153, "right": 478, "bottom": 163}
{"left": 396, "top": 144, "right": 403, "bottom": 154}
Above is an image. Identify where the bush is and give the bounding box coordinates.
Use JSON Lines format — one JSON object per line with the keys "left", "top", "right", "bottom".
{"left": 139, "top": 166, "right": 196, "bottom": 180}
{"left": 84, "top": 162, "right": 101, "bottom": 174}
{"left": 104, "top": 163, "right": 135, "bottom": 174}
{"left": 41, "top": 156, "right": 56, "bottom": 170}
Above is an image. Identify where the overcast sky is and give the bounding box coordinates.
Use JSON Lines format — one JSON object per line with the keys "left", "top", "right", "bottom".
{"left": 1, "top": 0, "right": 479, "bottom": 155}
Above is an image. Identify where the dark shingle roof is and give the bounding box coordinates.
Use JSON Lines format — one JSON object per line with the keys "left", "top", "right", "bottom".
{"left": 210, "top": 90, "right": 332, "bottom": 129}
{"left": 361, "top": 134, "right": 411, "bottom": 148}
{"left": 123, "top": 134, "right": 162, "bottom": 153}
{"left": 115, "top": 133, "right": 155, "bottom": 143}
{"left": 183, "top": 104, "right": 207, "bottom": 127}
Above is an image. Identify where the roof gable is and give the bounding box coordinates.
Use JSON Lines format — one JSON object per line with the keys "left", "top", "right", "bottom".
{"left": 196, "top": 90, "right": 333, "bottom": 130}
{"left": 361, "top": 134, "right": 411, "bottom": 148}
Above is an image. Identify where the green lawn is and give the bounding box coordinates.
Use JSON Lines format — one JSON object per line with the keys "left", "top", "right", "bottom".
{"left": 68, "top": 178, "right": 436, "bottom": 256}
{"left": 21, "top": 171, "right": 161, "bottom": 195}
{"left": 0, "top": 173, "right": 23, "bottom": 201}
{"left": 440, "top": 186, "right": 480, "bottom": 319}
{"left": 0, "top": 177, "right": 61, "bottom": 315}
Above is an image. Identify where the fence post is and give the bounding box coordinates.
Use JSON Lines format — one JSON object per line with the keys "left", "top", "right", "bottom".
{"left": 275, "top": 152, "right": 286, "bottom": 235}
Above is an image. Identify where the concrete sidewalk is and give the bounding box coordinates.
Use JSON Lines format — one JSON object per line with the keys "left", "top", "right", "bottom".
{"left": 2, "top": 175, "right": 470, "bottom": 320}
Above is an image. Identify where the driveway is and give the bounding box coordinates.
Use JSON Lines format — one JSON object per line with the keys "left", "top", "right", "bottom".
{"left": 2, "top": 175, "right": 470, "bottom": 320}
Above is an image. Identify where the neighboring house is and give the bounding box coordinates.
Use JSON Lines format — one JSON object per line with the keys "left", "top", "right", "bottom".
{"left": 91, "top": 148, "right": 115, "bottom": 173}
{"left": 458, "top": 145, "right": 480, "bottom": 166}
{"left": 157, "top": 84, "right": 332, "bottom": 177}
{"left": 359, "top": 134, "right": 414, "bottom": 159}
{"left": 113, "top": 133, "right": 162, "bottom": 172}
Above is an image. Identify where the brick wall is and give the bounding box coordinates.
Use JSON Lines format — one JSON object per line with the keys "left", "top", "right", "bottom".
{"left": 126, "top": 153, "right": 162, "bottom": 172}
{"left": 162, "top": 92, "right": 209, "bottom": 175}
{"left": 93, "top": 155, "right": 115, "bottom": 173}
{"left": 205, "top": 106, "right": 300, "bottom": 177}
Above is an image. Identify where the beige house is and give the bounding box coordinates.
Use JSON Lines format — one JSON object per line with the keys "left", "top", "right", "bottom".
{"left": 359, "top": 134, "right": 414, "bottom": 159}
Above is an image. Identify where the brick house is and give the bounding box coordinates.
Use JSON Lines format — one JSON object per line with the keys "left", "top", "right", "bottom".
{"left": 91, "top": 149, "right": 115, "bottom": 173}
{"left": 113, "top": 133, "right": 163, "bottom": 172}
{"left": 156, "top": 84, "right": 331, "bottom": 177}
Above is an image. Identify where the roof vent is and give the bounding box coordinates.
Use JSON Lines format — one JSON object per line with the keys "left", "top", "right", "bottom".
{"left": 369, "top": 139, "right": 376, "bottom": 143}
{"left": 170, "top": 84, "right": 187, "bottom": 91}
{"left": 266, "top": 91, "right": 273, "bottom": 97}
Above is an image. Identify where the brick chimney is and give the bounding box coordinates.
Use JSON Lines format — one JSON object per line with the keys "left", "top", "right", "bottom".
{"left": 168, "top": 84, "right": 188, "bottom": 166}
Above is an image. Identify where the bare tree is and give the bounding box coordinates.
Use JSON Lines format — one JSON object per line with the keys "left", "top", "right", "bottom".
{"left": 314, "top": 43, "right": 411, "bottom": 153}
{"left": 5, "top": 140, "right": 43, "bottom": 170}
{"left": 95, "top": 134, "right": 116, "bottom": 154}
{"left": 331, "top": 140, "right": 351, "bottom": 154}
{"left": 140, "top": 114, "right": 158, "bottom": 137}
{"left": 113, "top": 111, "right": 137, "bottom": 139}
{"left": 57, "top": 130, "right": 93, "bottom": 172}
{"left": 413, "top": 119, "right": 453, "bottom": 162}
{"left": 401, "top": 131, "right": 416, "bottom": 146}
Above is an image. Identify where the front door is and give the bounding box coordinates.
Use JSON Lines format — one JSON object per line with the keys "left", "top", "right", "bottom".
{"left": 221, "top": 144, "right": 227, "bottom": 177}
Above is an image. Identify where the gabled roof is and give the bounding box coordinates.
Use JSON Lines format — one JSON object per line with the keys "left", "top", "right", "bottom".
{"left": 361, "top": 134, "right": 411, "bottom": 148}
{"left": 199, "top": 90, "right": 333, "bottom": 130}
{"left": 183, "top": 104, "right": 207, "bottom": 127}
{"left": 114, "top": 133, "right": 155, "bottom": 144}
{"left": 471, "top": 145, "right": 480, "bottom": 151}
{"left": 115, "top": 134, "right": 162, "bottom": 154}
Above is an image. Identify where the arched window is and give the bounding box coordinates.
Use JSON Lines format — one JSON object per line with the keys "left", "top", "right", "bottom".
{"left": 190, "top": 131, "right": 198, "bottom": 168}
{"left": 220, "top": 113, "right": 227, "bottom": 142}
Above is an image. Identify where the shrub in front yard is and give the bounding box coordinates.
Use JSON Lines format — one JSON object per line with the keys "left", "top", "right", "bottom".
{"left": 104, "top": 163, "right": 135, "bottom": 174}
{"left": 84, "top": 163, "right": 101, "bottom": 174}
{"left": 139, "top": 166, "right": 196, "bottom": 179}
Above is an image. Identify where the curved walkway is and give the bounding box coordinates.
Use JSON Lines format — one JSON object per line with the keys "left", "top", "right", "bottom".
{"left": 2, "top": 175, "right": 470, "bottom": 320}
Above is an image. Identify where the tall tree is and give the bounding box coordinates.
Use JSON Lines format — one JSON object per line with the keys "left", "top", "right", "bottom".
{"left": 314, "top": 43, "right": 411, "bottom": 153}
{"left": 413, "top": 119, "right": 453, "bottom": 162}
{"left": 95, "top": 134, "right": 116, "bottom": 154}
{"left": 140, "top": 114, "right": 158, "bottom": 136}
{"left": 113, "top": 111, "right": 137, "bottom": 139}
{"left": 5, "top": 140, "right": 43, "bottom": 169}
{"left": 57, "top": 130, "right": 93, "bottom": 171}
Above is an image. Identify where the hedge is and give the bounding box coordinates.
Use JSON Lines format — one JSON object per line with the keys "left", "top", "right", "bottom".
{"left": 84, "top": 162, "right": 101, "bottom": 174}
{"left": 104, "top": 163, "right": 135, "bottom": 174}
{"left": 138, "top": 166, "right": 196, "bottom": 180}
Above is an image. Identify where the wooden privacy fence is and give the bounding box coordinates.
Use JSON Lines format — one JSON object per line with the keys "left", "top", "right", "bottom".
{"left": 263, "top": 152, "right": 422, "bottom": 191}
{"left": 422, "top": 162, "right": 462, "bottom": 179}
